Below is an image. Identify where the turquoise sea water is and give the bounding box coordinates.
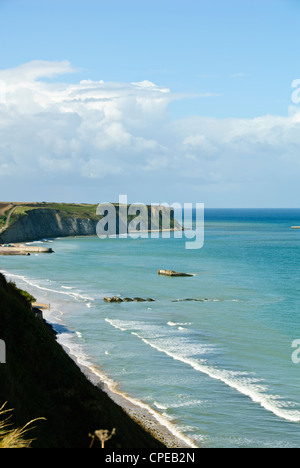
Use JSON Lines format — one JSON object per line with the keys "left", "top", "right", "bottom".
{"left": 1, "top": 209, "right": 300, "bottom": 448}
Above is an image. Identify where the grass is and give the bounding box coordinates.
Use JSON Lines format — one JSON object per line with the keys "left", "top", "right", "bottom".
{"left": 2, "top": 202, "right": 178, "bottom": 232}
{"left": 7, "top": 203, "right": 99, "bottom": 229}
{"left": 0, "top": 403, "right": 45, "bottom": 448}
{"left": 8, "top": 281, "right": 36, "bottom": 304}
{"left": 0, "top": 206, "right": 16, "bottom": 229}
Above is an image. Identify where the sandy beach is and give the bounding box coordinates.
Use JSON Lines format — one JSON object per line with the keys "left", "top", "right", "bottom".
{"left": 42, "top": 302, "right": 198, "bottom": 449}
{"left": 30, "top": 301, "right": 198, "bottom": 448}
{"left": 70, "top": 355, "right": 198, "bottom": 449}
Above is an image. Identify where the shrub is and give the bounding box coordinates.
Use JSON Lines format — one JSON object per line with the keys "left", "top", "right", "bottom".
{"left": 8, "top": 282, "right": 36, "bottom": 304}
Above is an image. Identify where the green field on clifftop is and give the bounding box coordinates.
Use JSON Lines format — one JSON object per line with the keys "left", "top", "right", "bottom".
{"left": 0, "top": 202, "right": 179, "bottom": 233}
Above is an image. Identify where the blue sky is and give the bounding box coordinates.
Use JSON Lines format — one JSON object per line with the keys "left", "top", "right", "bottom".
{"left": 0, "top": 0, "right": 300, "bottom": 207}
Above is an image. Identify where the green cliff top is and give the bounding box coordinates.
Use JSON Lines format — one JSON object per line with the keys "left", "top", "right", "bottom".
{"left": 0, "top": 202, "right": 180, "bottom": 233}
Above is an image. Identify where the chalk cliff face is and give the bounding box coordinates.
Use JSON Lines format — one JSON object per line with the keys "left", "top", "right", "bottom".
{"left": 0, "top": 209, "right": 98, "bottom": 244}
{"left": 0, "top": 206, "right": 182, "bottom": 244}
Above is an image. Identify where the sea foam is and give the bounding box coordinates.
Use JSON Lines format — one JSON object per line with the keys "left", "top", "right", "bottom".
{"left": 106, "top": 318, "right": 300, "bottom": 424}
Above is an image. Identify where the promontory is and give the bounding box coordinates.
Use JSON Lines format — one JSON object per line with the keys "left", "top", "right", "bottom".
{"left": 0, "top": 202, "right": 182, "bottom": 244}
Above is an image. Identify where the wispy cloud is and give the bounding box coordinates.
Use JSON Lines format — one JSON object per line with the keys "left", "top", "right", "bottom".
{"left": 0, "top": 60, "right": 76, "bottom": 82}
{"left": 198, "top": 72, "right": 249, "bottom": 79}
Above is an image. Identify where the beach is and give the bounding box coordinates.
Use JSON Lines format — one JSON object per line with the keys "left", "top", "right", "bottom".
{"left": 70, "top": 356, "right": 197, "bottom": 449}
{"left": 34, "top": 301, "right": 196, "bottom": 448}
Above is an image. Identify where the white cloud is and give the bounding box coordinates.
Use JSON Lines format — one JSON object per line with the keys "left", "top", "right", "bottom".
{"left": 0, "top": 60, "right": 300, "bottom": 205}
{"left": 0, "top": 60, "right": 76, "bottom": 82}
{"left": 0, "top": 61, "right": 175, "bottom": 180}
{"left": 183, "top": 134, "right": 217, "bottom": 156}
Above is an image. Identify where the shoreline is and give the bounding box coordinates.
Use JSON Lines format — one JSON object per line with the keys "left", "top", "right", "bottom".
{"left": 22, "top": 296, "right": 197, "bottom": 448}
{"left": 55, "top": 330, "right": 198, "bottom": 449}
{"left": 0, "top": 231, "right": 184, "bottom": 252}
{"left": 0, "top": 235, "right": 198, "bottom": 449}
{"left": 0, "top": 226, "right": 184, "bottom": 247}
{"left": 2, "top": 266, "right": 198, "bottom": 449}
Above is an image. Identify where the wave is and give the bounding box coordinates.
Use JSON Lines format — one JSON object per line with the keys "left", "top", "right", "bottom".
{"left": 106, "top": 318, "right": 214, "bottom": 357}
{"left": 25, "top": 241, "right": 44, "bottom": 245}
{"left": 172, "top": 298, "right": 242, "bottom": 303}
{"left": 167, "top": 321, "right": 192, "bottom": 327}
{"left": 1, "top": 270, "right": 94, "bottom": 303}
{"left": 106, "top": 318, "right": 300, "bottom": 424}
{"left": 56, "top": 329, "right": 197, "bottom": 448}
{"left": 135, "top": 334, "right": 300, "bottom": 422}
{"left": 153, "top": 401, "right": 168, "bottom": 410}
{"left": 153, "top": 399, "right": 204, "bottom": 410}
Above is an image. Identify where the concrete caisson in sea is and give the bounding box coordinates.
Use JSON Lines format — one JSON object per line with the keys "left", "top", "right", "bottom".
{"left": 103, "top": 296, "right": 123, "bottom": 303}
{"left": 103, "top": 296, "right": 155, "bottom": 303}
{"left": 158, "top": 269, "right": 193, "bottom": 277}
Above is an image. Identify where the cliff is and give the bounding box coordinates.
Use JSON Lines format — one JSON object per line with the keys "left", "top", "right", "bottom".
{"left": 0, "top": 203, "right": 182, "bottom": 244}
{"left": 0, "top": 204, "right": 98, "bottom": 244}
{"left": 0, "top": 273, "right": 165, "bottom": 448}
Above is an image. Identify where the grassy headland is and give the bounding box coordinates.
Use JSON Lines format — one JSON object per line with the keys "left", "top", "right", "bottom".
{"left": 0, "top": 202, "right": 181, "bottom": 245}
{"left": 1, "top": 203, "right": 99, "bottom": 230}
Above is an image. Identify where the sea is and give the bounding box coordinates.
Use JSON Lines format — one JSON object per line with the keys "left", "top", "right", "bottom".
{"left": 1, "top": 208, "right": 300, "bottom": 448}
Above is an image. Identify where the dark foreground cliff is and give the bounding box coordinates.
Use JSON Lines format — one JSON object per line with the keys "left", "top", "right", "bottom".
{"left": 0, "top": 273, "right": 165, "bottom": 448}
{"left": 0, "top": 202, "right": 182, "bottom": 244}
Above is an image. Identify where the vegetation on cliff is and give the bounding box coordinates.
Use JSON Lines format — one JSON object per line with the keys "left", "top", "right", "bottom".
{"left": 0, "top": 273, "right": 165, "bottom": 448}
{"left": 0, "top": 403, "right": 45, "bottom": 448}
{"left": 0, "top": 203, "right": 99, "bottom": 230}
{"left": 0, "top": 202, "right": 181, "bottom": 244}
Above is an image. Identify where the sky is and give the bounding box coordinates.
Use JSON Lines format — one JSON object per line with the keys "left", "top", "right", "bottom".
{"left": 0, "top": 0, "right": 300, "bottom": 207}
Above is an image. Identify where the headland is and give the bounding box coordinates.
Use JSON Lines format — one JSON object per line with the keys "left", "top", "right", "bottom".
{"left": 0, "top": 202, "right": 182, "bottom": 245}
